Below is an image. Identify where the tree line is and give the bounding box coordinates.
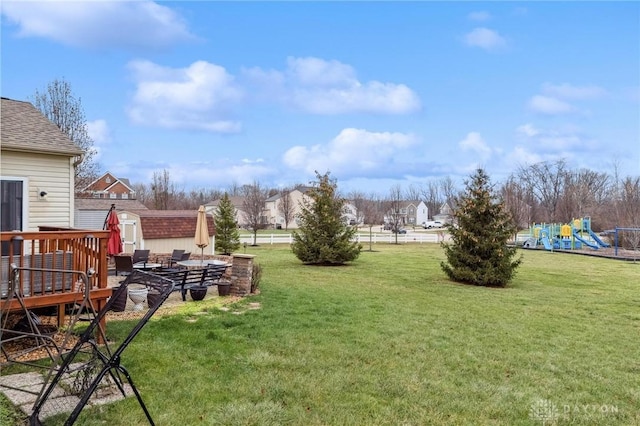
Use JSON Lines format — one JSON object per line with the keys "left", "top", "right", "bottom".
{"left": 33, "top": 78, "right": 639, "bottom": 232}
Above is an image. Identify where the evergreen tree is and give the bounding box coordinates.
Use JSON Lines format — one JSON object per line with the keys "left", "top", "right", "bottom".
{"left": 214, "top": 193, "right": 241, "bottom": 255}
{"left": 292, "top": 171, "right": 362, "bottom": 264}
{"left": 441, "top": 168, "right": 522, "bottom": 287}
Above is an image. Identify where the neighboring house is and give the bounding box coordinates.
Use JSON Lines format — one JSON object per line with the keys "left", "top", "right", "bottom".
{"left": 74, "top": 198, "right": 148, "bottom": 230}
{"left": 263, "top": 187, "right": 312, "bottom": 229}
{"left": 205, "top": 196, "right": 248, "bottom": 227}
{"left": 0, "top": 97, "right": 83, "bottom": 239}
{"left": 434, "top": 201, "right": 455, "bottom": 224}
{"left": 387, "top": 200, "right": 429, "bottom": 226}
{"left": 342, "top": 202, "right": 359, "bottom": 225}
{"left": 80, "top": 172, "right": 136, "bottom": 199}
{"left": 117, "top": 209, "right": 215, "bottom": 255}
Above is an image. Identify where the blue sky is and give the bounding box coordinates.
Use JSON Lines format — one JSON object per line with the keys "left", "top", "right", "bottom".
{"left": 2, "top": 1, "right": 639, "bottom": 194}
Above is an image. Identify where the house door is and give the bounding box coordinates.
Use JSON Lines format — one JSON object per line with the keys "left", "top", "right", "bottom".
{"left": 1, "top": 179, "right": 25, "bottom": 255}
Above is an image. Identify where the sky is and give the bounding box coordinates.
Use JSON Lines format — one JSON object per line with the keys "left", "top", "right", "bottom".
{"left": 2, "top": 1, "right": 639, "bottom": 195}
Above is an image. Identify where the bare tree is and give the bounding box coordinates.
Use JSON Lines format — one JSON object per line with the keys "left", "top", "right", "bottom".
{"left": 421, "top": 181, "right": 442, "bottom": 221}
{"left": 277, "top": 188, "right": 296, "bottom": 230}
{"left": 348, "top": 190, "right": 367, "bottom": 226}
{"left": 387, "top": 184, "right": 404, "bottom": 244}
{"left": 150, "top": 169, "right": 173, "bottom": 210}
{"left": 518, "top": 160, "right": 568, "bottom": 222}
{"left": 499, "top": 175, "right": 530, "bottom": 230}
{"left": 32, "top": 78, "right": 99, "bottom": 191}
{"left": 242, "top": 181, "right": 269, "bottom": 245}
{"left": 558, "top": 169, "right": 611, "bottom": 227}
{"left": 360, "top": 194, "right": 386, "bottom": 251}
{"left": 618, "top": 176, "right": 640, "bottom": 227}
{"left": 439, "top": 177, "right": 458, "bottom": 209}
{"left": 405, "top": 184, "right": 422, "bottom": 203}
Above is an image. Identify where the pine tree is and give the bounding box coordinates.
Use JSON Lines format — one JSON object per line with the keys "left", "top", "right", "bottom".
{"left": 441, "top": 168, "right": 522, "bottom": 287}
{"left": 292, "top": 171, "right": 362, "bottom": 264}
{"left": 214, "top": 193, "right": 241, "bottom": 255}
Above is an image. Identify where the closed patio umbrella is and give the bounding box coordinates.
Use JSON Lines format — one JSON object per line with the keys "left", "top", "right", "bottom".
{"left": 194, "top": 205, "right": 210, "bottom": 265}
{"left": 106, "top": 207, "right": 123, "bottom": 257}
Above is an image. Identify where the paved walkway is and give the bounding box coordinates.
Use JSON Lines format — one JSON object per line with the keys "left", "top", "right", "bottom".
{"left": 0, "top": 362, "right": 132, "bottom": 421}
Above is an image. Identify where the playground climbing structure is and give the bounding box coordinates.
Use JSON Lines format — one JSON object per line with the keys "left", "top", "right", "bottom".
{"left": 523, "top": 217, "right": 610, "bottom": 251}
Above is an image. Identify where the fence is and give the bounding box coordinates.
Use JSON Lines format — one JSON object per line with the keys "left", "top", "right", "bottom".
{"left": 237, "top": 232, "right": 445, "bottom": 245}
{"left": 236, "top": 232, "right": 532, "bottom": 246}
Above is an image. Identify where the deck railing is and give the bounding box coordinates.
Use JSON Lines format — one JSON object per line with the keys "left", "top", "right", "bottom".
{"left": 1, "top": 228, "right": 110, "bottom": 317}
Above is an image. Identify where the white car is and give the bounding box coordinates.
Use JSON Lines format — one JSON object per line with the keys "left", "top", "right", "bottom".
{"left": 423, "top": 221, "right": 443, "bottom": 229}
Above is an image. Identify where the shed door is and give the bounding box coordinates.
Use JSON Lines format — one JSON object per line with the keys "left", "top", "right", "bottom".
{"left": 120, "top": 219, "right": 138, "bottom": 252}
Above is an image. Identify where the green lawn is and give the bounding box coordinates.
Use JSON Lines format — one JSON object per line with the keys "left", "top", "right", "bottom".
{"left": 4, "top": 244, "right": 639, "bottom": 425}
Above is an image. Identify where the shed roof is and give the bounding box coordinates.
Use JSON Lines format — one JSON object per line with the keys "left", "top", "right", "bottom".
{"left": 1, "top": 97, "right": 84, "bottom": 156}
{"left": 122, "top": 210, "right": 215, "bottom": 239}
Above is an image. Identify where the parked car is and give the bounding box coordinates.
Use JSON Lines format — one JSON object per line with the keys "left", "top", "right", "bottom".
{"left": 422, "top": 220, "right": 443, "bottom": 229}
{"left": 393, "top": 227, "right": 407, "bottom": 234}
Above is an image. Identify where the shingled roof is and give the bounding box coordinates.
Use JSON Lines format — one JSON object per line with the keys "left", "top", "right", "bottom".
{"left": 75, "top": 198, "right": 148, "bottom": 211}
{"left": 127, "top": 210, "right": 215, "bottom": 240}
{"left": 1, "top": 97, "right": 84, "bottom": 156}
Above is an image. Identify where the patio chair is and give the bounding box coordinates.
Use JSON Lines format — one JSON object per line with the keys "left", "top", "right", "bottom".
{"left": 132, "top": 249, "right": 150, "bottom": 264}
{"left": 181, "top": 252, "right": 191, "bottom": 261}
{"left": 114, "top": 254, "right": 133, "bottom": 276}
{"left": 166, "top": 249, "right": 185, "bottom": 268}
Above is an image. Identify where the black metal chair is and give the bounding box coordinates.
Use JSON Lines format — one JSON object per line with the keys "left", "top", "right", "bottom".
{"left": 180, "top": 252, "right": 191, "bottom": 261}
{"left": 132, "top": 249, "right": 150, "bottom": 264}
{"left": 166, "top": 249, "right": 185, "bottom": 268}
{"left": 114, "top": 254, "right": 133, "bottom": 276}
{"left": 29, "top": 271, "right": 176, "bottom": 425}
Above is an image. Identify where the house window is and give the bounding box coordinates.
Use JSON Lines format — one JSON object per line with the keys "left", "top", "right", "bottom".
{"left": 106, "top": 177, "right": 111, "bottom": 183}
{"left": 121, "top": 193, "right": 129, "bottom": 199}
{"left": 110, "top": 192, "right": 117, "bottom": 199}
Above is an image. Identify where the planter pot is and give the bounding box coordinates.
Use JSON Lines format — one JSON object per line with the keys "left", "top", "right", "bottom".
{"left": 109, "top": 286, "right": 128, "bottom": 312}
{"left": 217, "top": 281, "right": 231, "bottom": 297}
{"left": 189, "top": 285, "right": 208, "bottom": 301}
{"left": 128, "top": 287, "right": 149, "bottom": 311}
{"left": 147, "top": 290, "right": 163, "bottom": 309}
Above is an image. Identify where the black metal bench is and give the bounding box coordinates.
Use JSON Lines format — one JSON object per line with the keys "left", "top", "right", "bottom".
{"left": 154, "top": 264, "right": 229, "bottom": 301}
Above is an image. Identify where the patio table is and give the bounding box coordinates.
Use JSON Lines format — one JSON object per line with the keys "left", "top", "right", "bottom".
{"left": 133, "top": 262, "right": 161, "bottom": 271}
{"left": 176, "top": 259, "right": 229, "bottom": 268}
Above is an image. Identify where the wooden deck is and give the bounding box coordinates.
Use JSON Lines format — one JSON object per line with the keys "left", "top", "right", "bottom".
{"left": 1, "top": 228, "right": 111, "bottom": 329}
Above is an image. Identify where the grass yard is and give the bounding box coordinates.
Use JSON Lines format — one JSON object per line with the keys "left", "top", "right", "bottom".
{"left": 3, "top": 244, "right": 639, "bottom": 425}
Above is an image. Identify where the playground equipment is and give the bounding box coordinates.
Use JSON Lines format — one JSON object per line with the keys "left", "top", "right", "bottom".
{"left": 523, "top": 217, "right": 610, "bottom": 251}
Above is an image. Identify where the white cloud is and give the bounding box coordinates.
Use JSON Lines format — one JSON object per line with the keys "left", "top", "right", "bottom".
{"left": 516, "top": 124, "right": 540, "bottom": 137}
{"left": 287, "top": 57, "right": 357, "bottom": 88}
{"left": 1, "top": 0, "right": 194, "bottom": 50}
{"left": 87, "top": 119, "right": 110, "bottom": 144}
{"left": 245, "top": 57, "right": 421, "bottom": 114}
{"left": 542, "top": 83, "right": 607, "bottom": 100}
{"left": 463, "top": 27, "right": 507, "bottom": 51}
{"left": 468, "top": 11, "right": 492, "bottom": 21}
{"left": 86, "top": 119, "right": 110, "bottom": 161}
{"left": 458, "top": 132, "right": 492, "bottom": 160}
{"left": 283, "top": 128, "right": 417, "bottom": 177}
{"left": 505, "top": 146, "right": 543, "bottom": 166}
{"left": 127, "top": 60, "right": 243, "bottom": 132}
{"left": 528, "top": 95, "right": 574, "bottom": 114}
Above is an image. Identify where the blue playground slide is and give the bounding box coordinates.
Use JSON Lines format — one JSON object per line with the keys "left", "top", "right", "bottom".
{"left": 588, "top": 229, "right": 611, "bottom": 247}
{"left": 540, "top": 236, "right": 552, "bottom": 250}
{"left": 573, "top": 231, "right": 599, "bottom": 249}
{"left": 539, "top": 229, "right": 552, "bottom": 250}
